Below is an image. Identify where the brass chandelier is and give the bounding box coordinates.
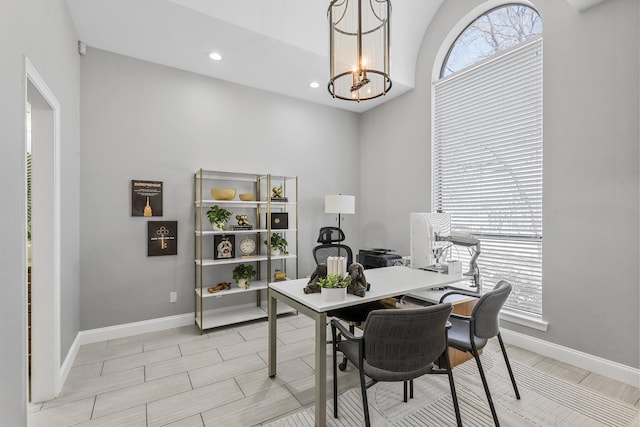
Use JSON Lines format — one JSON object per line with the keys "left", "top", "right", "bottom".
{"left": 328, "top": 0, "right": 391, "bottom": 102}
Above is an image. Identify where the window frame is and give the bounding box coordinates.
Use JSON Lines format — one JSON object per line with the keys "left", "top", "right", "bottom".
{"left": 432, "top": 3, "right": 546, "bottom": 325}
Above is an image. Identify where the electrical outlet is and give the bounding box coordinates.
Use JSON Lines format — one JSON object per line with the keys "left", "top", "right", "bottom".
{"left": 169, "top": 292, "right": 177, "bottom": 303}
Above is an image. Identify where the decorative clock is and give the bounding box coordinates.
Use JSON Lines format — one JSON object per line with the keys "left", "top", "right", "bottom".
{"left": 239, "top": 236, "right": 256, "bottom": 256}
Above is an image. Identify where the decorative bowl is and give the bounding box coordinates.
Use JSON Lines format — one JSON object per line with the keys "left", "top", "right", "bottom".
{"left": 211, "top": 188, "right": 236, "bottom": 200}
{"left": 239, "top": 193, "right": 255, "bottom": 201}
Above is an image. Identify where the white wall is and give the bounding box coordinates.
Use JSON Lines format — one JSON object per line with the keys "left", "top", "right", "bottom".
{"left": 0, "top": 0, "right": 81, "bottom": 422}
{"left": 79, "top": 48, "right": 362, "bottom": 330}
{"left": 359, "top": 0, "right": 639, "bottom": 368}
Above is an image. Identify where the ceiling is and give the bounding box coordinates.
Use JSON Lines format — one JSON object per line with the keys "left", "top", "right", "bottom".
{"left": 65, "top": 0, "right": 443, "bottom": 113}
{"left": 65, "top": 0, "right": 606, "bottom": 114}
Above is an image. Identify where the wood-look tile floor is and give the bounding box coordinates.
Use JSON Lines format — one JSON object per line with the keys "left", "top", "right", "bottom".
{"left": 28, "top": 314, "right": 639, "bottom": 426}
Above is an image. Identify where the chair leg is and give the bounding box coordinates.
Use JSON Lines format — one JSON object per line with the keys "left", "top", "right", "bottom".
{"left": 472, "top": 347, "right": 501, "bottom": 427}
{"left": 359, "top": 371, "right": 371, "bottom": 427}
{"left": 497, "top": 332, "right": 520, "bottom": 399}
{"left": 339, "top": 323, "right": 355, "bottom": 371}
{"left": 442, "top": 349, "right": 462, "bottom": 427}
{"left": 331, "top": 326, "right": 339, "bottom": 418}
{"left": 402, "top": 380, "right": 414, "bottom": 402}
{"left": 403, "top": 381, "right": 408, "bottom": 402}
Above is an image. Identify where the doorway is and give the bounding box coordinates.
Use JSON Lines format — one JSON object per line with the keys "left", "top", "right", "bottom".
{"left": 25, "top": 57, "right": 61, "bottom": 403}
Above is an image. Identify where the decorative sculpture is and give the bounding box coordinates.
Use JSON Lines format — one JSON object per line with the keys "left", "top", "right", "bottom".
{"left": 346, "top": 262, "right": 369, "bottom": 297}
{"left": 304, "top": 263, "right": 326, "bottom": 294}
{"left": 207, "top": 282, "right": 231, "bottom": 293}
{"left": 272, "top": 186, "right": 284, "bottom": 198}
{"left": 236, "top": 214, "right": 250, "bottom": 226}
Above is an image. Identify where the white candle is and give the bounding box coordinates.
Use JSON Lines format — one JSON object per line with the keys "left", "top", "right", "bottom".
{"left": 327, "top": 257, "right": 336, "bottom": 276}
{"left": 338, "top": 257, "right": 345, "bottom": 277}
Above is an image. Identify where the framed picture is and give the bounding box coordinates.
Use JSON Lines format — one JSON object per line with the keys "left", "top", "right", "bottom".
{"left": 132, "top": 180, "right": 163, "bottom": 217}
{"left": 269, "top": 212, "right": 289, "bottom": 229}
{"left": 148, "top": 221, "right": 177, "bottom": 256}
{"left": 213, "top": 234, "right": 235, "bottom": 260}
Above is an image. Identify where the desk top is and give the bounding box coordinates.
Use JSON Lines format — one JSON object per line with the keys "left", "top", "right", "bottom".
{"left": 269, "top": 266, "right": 464, "bottom": 313}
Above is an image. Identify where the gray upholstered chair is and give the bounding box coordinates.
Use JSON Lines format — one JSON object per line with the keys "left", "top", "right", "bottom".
{"left": 331, "top": 304, "right": 462, "bottom": 427}
{"left": 441, "top": 280, "right": 520, "bottom": 427}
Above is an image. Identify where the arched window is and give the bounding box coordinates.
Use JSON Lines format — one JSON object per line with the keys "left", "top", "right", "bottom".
{"left": 433, "top": 4, "right": 544, "bottom": 317}
{"left": 442, "top": 4, "right": 542, "bottom": 77}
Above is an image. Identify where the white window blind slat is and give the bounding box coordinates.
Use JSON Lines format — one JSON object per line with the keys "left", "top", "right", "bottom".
{"left": 434, "top": 37, "right": 543, "bottom": 316}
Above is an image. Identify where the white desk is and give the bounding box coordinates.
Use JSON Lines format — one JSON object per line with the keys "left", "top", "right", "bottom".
{"left": 267, "top": 266, "right": 464, "bottom": 426}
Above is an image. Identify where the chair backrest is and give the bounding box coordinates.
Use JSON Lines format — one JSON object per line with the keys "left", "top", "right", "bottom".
{"left": 313, "top": 243, "right": 353, "bottom": 267}
{"left": 317, "top": 226, "right": 345, "bottom": 244}
{"left": 471, "top": 280, "right": 512, "bottom": 339}
{"left": 363, "top": 303, "right": 453, "bottom": 374}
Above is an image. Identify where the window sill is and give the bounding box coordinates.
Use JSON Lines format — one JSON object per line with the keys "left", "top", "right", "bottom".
{"left": 500, "top": 309, "right": 548, "bottom": 331}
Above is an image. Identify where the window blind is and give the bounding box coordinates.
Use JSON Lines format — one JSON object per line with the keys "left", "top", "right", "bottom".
{"left": 433, "top": 37, "right": 543, "bottom": 316}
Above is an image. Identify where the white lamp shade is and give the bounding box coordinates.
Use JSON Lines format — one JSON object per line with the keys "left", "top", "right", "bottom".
{"left": 325, "top": 194, "right": 355, "bottom": 215}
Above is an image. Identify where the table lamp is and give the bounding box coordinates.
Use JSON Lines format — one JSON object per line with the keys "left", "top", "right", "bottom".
{"left": 325, "top": 194, "right": 355, "bottom": 232}
{"left": 325, "top": 195, "right": 355, "bottom": 265}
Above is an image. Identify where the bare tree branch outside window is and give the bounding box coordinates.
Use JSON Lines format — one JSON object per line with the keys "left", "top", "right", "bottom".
{"left": 442, "top": 5, "right": 542, "bottom": 78}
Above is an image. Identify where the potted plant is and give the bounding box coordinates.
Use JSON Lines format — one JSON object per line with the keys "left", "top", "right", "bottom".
{"left": 265, "top": 233, "right": 288, "bottom": 255}
{"left": 206, "top": 205, "right": 232, "bottom": 231}
{"left": 318, "top": 273, "right": 351, "bottom": 302}
{"left": 232, "top": 263, "right": 256, "bottom": 289}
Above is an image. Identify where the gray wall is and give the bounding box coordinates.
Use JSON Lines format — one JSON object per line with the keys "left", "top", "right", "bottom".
{"left": 79, "top": 48, "right": 361, "bottom": 330}
{"left": 0, "top": 0, "right": 81, "bottom": 423}
{"left": 359, "top": 0, "right": 639, "bottom": 368}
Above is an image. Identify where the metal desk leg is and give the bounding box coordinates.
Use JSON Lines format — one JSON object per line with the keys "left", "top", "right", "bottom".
{"left": 268, "top": 289, "right": 277, "bottom": 377}
{"left": 315, "top": 311, "right": 327, "bottom": 427}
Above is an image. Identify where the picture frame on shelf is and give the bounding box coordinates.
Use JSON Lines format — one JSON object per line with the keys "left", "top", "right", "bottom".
{"left": 269, "top": 212, "right": 288, "bottom": 229}
{"left": 213, "top": 234, "right": 235, "bottom": 260}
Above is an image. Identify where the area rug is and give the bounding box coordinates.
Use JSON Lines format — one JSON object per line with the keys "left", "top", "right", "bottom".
{"left": 262, "top": 350, "right": 639, "bottom": 426}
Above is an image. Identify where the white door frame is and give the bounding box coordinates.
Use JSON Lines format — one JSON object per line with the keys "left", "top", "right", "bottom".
{"left": 25, "top": 56, "right": 62, "bottom": 402}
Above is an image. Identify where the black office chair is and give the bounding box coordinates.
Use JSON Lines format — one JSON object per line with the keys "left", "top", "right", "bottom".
{"left": 331, "top": 304, "right": 462, "bottom": 427}
{"left": 313, "top": 227, "right": 385, "bottom": 370}
{"left": 312, "top": 226, "right": 352, "bottom": 266}
{"left": 441, "top": 280, "right": 520, "bottom": 427}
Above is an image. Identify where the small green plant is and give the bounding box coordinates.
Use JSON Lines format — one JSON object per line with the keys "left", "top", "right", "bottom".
{"left": 318, "top": 274, "right": 351, "bottom": 289}
{"left": 206, "top": 205, "right": 232, "bottom": 230}
{"left": 264, "top": 233, "right": 288, "bottom": 254}
{"left": 232, "top": 263, "right": 257, "bottom": 288}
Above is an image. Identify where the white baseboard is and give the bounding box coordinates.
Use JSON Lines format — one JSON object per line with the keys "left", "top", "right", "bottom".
{"left": 501, "top": 329, "right": 640, "bottom": 388}
{"left": 77, "top": 313, "right": 195, "bottom": 346}
{"left": 58, "top": 333, "right": 81, "bottom": 395}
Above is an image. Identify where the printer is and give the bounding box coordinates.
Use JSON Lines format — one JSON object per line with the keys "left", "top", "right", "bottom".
{"left": 357, "top": 249, "right": 402, "bottom": 269}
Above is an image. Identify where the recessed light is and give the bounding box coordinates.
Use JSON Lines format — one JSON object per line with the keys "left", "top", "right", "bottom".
{"left": 208, "top": 52, "right": 222, "bottom": 61}
{"left": 309, "top": 81, "right": 320, "bottom": 88}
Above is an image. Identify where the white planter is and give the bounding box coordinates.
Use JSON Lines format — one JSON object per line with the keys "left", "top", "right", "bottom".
{"left": 237, "top": 278, "right": 248, "bottom": 289}
{"left": 321, "top": 287, "right": 347, "bottom": 303}
{"left": 212, "top": 223, "right": 223, "bottom": 231}
{"left": 271, "top": 248, "right": 281, "bottom": 256}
